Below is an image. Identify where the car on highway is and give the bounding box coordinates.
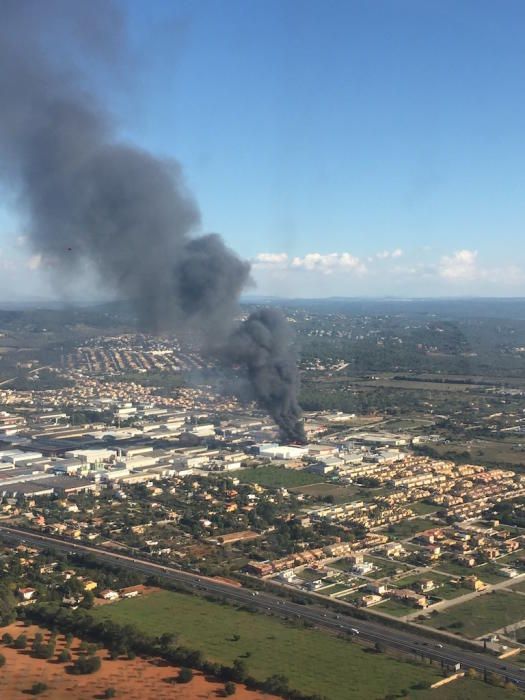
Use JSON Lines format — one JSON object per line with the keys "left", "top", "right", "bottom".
{"left": 350, "top": 628, "right": 359, "bottom": 635}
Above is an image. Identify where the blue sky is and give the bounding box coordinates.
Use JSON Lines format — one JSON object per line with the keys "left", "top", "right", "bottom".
{"left": 2, "top": 0, "right": 525, "bottom": 298}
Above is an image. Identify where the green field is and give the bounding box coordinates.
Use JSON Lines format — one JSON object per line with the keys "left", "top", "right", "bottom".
{"left": 365, "top": 556, "right": 413, "bottom": 579}
{"left": 510, "top": 578, "right": 525, "bottom": 593}
{"left": 409, "top": 501, "right": 440, "bottom": 515}
{"left": 390, "top": 571, "right": 475, "bottom": 600}
{"left": 290, "top": 482, "right": 360, "bottom": 502}
{"left": 424, "top": 591, "right": 525, "bottom": 638}
{"left": 296, "top": 568, "right": 325, "bottom": 582}
{"left": 434, "top": 581, "right": 475, "bottom": 600}
{"left": 92, "top": 590, "right": 441, "bottom": 699}
{"left": 387, "top": 517, "right": 434, "bottom": 539}
{"left": 328, "top": 555, "right": 412, "bottom": 580}
{"left": 393, "top": 572, "right": 450, "bottom": 589}
{"left": 375, "top": 599, "right": 415, "bottom": 618}
{"left": 473, "top": 564, "right": 514, "bottom": 584}
{"left": 435, "top": 560, "right": 507, "bottom": 584}
{"left": 496, "top": 550, "right": 525, "bottom": 565}
{"left": 428, "top": 438, "right": 525, "bottom": 469}
{"left": 421, "top": 678, "right": 519, "bottom": 700}
{"left": 234, "top": 465, "right": 324, "bottom": 488}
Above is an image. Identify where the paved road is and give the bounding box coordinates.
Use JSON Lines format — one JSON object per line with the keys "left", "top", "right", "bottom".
{"left": 1, "top": 524, "right": 525, "bottom": 686}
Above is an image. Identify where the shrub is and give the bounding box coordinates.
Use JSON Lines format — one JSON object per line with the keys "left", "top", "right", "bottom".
{"left": 224, "top": 680, "right": 236, "bottom": 696}
{"left": 14, "top": 634, "right": 28, "bottom": 650}
{"left": 70, "top": 654, "right": 101, "bottom": 675}
{"left": 177, "top": 667, "right": 193, "bottom": 684}
{"left": 58, "top": 649, "right": 71, "bottom": 663}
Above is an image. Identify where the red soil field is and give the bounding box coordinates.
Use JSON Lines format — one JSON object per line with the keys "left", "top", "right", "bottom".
{"left": 0, "top": 622, "right": 276, "bottom": 699}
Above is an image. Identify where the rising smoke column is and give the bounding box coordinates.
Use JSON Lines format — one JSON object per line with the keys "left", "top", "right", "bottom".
{"left": 227, "top": 308, "right": 306, "bottom": 443}
{"left": 0, "top": 0, "right": 305, "bottom": 443}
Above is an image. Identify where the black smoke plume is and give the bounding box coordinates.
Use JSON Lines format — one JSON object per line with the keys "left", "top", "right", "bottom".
{"left": 0, "top": 0, "right": 305, "bottom": 443}
{"left": 227, "top": 308, "right": 305, "bottom": 443}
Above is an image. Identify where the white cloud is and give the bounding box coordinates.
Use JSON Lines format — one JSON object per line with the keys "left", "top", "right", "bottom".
{"left": 253, "top": 247, "right": 523, "bottom": 295}
{"left": 376, "top": 248, "right": 403, "bottom": 260}
{"left": 290, "top": 252, "right": 366, "bottom": 274}
{"left": 439, "top": 249, "right": 479, "bottom": 280}
{"left": 253, "top": 251, "right": 366, "bottom": 275}
{"left": 253, "top": 252, "right": 289, "bottom": 269}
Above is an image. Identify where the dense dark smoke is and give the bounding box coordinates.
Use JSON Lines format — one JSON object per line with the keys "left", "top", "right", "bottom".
{"left": 0, "top": 0, "right": 305, "bottom": 443}
{"left": 227, "top": 309, "right": 305, "bottom": 443}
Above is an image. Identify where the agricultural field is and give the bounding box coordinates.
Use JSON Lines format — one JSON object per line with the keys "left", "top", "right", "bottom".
{"left": 0, "top": 622, "right": 267, "bottom": 700}
{"left": 428, "top": 438, "right": 525, "bottom": 469}
{"left": 234, "top": 466, "right": 324, "bottom": 488}
{"left": 92, "top": 589, "right": 443, "bottom": 700}
{"left": 424, "top": 591, "right": 525, "bottom": 638}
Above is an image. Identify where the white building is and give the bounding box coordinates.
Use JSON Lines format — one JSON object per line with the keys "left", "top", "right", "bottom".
{"left": 258, "top": 444, "right": 308, "bottom": 460}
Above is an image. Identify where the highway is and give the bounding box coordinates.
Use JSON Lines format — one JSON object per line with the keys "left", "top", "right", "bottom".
{"left": 1, "top": 524, "right": 524, "bottom": 686}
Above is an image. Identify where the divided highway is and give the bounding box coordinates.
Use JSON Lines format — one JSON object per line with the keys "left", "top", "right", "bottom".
{"left": 1, "top": 524, "right": 524, "bottom": 687}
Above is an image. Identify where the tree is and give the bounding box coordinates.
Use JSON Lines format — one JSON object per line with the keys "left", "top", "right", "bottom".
{"left": 231, "top": 658, "right": 247, "bottom": 683}
{"left": 159, "top": 632, "right": 176, "bottom": 649}
{"left": 71, "top": 654, "right": 101, "bottom": 675}
{"left": 58, "top": 649, "right": 71, "bottom": 663}
{"left": 80, "top": 590, "right": 95, "bottom": 609}
{"left": 224, "top": 681, "right": 236, "bottom": 696}
{"left": 262, "top": 675, "right": 290, "bottom": 695}
{"left": 14, "top": 634, "right": 28, "bottom": 650}
{"left": 1, "top": 633, "right": 13, "bottom": 645}
{"left": 103, "top": 689, "right": 117, "bottom": 699}
{"left": 0, "top": 653, "right": 5, "bottom": 668}
{"left": 177, "top": 667, "right": 193, "bottom": 684}
{"left": 0, "top": 584, "right": 16, "bottom": 626}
